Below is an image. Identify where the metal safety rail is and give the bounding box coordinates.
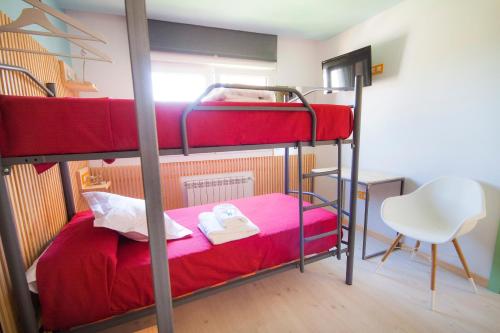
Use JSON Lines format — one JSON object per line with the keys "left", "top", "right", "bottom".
{"left": 181, "top": 83, "right": 318, "bottom": 155}
{"left": 0, "top": 1, "right": 363, "bottom": 332}
{"left": 0, "top": 63, "right": 55, "bottom": 97}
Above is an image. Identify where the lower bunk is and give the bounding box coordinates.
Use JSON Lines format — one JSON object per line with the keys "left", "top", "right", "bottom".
{"left": 35, "top": 193, "right": 340, "bottom": 331}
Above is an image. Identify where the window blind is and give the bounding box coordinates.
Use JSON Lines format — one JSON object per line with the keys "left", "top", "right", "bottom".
{"left": 148, "top": 20, "right": 277, "bottom": 62}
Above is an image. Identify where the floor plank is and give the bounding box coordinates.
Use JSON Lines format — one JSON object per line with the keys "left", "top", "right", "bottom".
{"left": 105, "top": 233, "right": 500, "bottom": 333}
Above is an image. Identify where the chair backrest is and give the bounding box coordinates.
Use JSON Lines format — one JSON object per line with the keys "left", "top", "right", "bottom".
{"left": 417, "top": 177, "right": 486, "bottom": 233}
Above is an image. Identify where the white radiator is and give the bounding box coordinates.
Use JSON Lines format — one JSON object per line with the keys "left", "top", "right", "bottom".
{"left": 181, "top": 172, "right": 254, "bottom": 207}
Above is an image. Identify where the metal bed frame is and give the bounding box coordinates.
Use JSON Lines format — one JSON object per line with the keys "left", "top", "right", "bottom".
{"left": 0, "top": 1, "right": 363, "bottom": 332}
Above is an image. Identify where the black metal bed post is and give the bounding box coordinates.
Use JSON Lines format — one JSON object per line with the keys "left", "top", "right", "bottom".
{"left": 124, "top": 1, "right": 174, "bottom": 332}
{"left": 59, "top": 162, "right": 76, "bottom": 219}
{"left": 297, "top": 142, "right": 305, "bottom": 273}
{"left": 0, "top": 159, "right": 38, "bottom": 333}
{"left": 284, "top": 147, "right": 290, "bottom": 194}
{"left": 336, "top": 139, "right": 342, "bottom": 260}
{"left": 345, "top": 75, "right": 363, "bottom": 285}
{"left": 46, "top": 82, "right": 76, "bottom": 220}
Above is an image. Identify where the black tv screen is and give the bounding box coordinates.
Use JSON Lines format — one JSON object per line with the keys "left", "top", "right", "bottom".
{"left": 322, "top": 46, "right": 372, "bottom": 90}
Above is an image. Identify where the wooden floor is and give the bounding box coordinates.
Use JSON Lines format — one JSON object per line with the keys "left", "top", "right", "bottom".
{"left": 106, "top": 234, "right": 500, "bottom": 333}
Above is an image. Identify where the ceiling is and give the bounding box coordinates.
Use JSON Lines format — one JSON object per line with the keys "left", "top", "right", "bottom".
{"left": 55, "top": 0, "right": 403, "bottom": 40}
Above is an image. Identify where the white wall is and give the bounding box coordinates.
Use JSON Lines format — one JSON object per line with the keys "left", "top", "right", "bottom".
{"left": 67, "top": 11, "right": 133, "bottom": 98}
{"left": 275, "top": 37, "right": 321, "bottom": 87}
{"left": 318, "top": 0, "right": 500, "bottom": 278}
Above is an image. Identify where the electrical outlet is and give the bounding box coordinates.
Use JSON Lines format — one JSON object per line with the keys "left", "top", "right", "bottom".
{"left": 371, "top": 64, "right": 384, "bottom": 75}
{"left": 358, "top": 190, "right": 366, "bottom": 200}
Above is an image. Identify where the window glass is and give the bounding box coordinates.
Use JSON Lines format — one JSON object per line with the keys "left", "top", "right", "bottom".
{"left": 151, "top": 53, "right": 276, "bottom": 102}
{"left": 152, "top": 72, "right": 207, "bottom": 102}
{"left": 218, "top": 74, "right": 267, "bottom": 86}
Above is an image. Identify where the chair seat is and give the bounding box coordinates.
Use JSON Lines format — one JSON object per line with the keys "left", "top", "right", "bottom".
{"left": 380, "top": 177, "right": 486, "bottom": 244}
{"left": 383, "top": 217, "right": 456, "bottom": 244}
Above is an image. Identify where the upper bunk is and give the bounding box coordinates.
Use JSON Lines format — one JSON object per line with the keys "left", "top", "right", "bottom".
{"left": 0, "top": 92, "right": 354, "bottom": 167}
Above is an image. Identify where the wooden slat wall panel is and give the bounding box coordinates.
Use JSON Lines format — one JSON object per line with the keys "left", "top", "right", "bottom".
{"left": 0, "top": 12, "right": 76, "bottom": 98}
{"left": 70, "top": 161, "right": 90, "bottom": 213}
{"left": 5, "top": 165, "right": 66, "bottom": 266}
{"left": 91, "top": 154, "right": 316, "bottom": 210}
{"left": 0, "top": 11, "right": 82, "bottom": 333}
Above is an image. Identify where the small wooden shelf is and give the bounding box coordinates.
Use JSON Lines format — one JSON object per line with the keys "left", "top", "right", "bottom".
{"left": 59, "top": 60, "right": 98, "bottom": 93}
{"left": 81, "top": 181, "right": 111, "bottom": 193}
{"left": 77, "top": 167, "right": 111, "bottom": 193}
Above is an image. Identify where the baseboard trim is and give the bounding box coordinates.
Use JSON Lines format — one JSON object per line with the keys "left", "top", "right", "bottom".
{"left": 349, "top": 222, "right": 489, "bottom": 287}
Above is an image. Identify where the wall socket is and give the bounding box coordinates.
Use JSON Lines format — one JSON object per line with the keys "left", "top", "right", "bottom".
{"left": 358, "top": 190, "right": 366, "bottom": 200}
{"left": 372, "top": 63, "right": 384, "bottom": 75}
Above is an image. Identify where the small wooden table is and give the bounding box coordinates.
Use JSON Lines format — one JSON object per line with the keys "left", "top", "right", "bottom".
{"left": 332, "top": 168, "right": 405, "bottom": 260}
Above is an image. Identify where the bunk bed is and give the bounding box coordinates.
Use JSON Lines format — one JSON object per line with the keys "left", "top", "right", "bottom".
{"left": 0, "top": 1, "right": 363, "bottom": 332}
{"left": 35, "top": 194, "right": 340, "bottom": 330}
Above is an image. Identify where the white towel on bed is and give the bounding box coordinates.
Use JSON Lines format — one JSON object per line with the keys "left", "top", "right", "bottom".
{"left": 198, "top": 212, "right": 259, "bottom": 245}
{"left": 212, "top": 203, "right": 249, "bottom": 229}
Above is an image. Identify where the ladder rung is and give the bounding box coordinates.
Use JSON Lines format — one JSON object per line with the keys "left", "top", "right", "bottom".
{"left": 303, "top": 167, "right": 338, "bottom": 178}
{"left": 304, "top": 229, "right": 338, "bottom": 242}
{"left": 303, "top": 200, "right": 338, "bottom": 211}
{"left": 331, "top": 203, "right": 351, "bottom": 217}
{"left": 341, "top": 240, "right": 349, "bottom": 245}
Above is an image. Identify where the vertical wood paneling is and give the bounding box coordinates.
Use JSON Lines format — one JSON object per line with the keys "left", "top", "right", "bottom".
{"left": 0, "top": 12, "right": 76, "bottom": 98}
{"left": 91, "top": 154, "right": 316, "bottom": 210}
{"left": 70, "top": 161, "right": 90, "bottom": 212}
{"left": 0, "top": 11, "right": 81, "bottom": 333}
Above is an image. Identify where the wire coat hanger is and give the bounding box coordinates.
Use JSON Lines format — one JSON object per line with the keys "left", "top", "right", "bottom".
{"left": 0, "top": 0, "right": 112, "bottom": 63}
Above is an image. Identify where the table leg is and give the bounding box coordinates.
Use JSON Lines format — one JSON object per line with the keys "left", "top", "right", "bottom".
{"left": 362, "top": 184, "right": 370, "bottom": 260}
{"left": 363, "top": 179, "right": 405, "bottom": 260}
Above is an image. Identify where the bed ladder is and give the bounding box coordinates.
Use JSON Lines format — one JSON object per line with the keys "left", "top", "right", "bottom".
{"left": 287, "top": 139, "right": 350, "bottom": 273}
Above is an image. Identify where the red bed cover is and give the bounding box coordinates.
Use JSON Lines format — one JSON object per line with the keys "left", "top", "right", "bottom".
{"left": 37, "top": 193, "right": 339, "bottom": 330}
{"left": 0, "top": 96, "right": 353, "bottom": 158}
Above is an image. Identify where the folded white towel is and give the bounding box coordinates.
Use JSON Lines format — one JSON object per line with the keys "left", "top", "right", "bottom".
{"left": 213, "top": 203, "right": 249, "bottom": 229}
{"left": 198, "top": 212, "right": 259, "bottom": 245}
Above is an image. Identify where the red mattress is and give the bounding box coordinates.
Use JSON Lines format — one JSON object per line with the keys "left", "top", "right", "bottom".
{"left": 37, "top": 193, "right": 338, "bottom": 330}
{"left": 0, "top": 95, "right": 353, "bottom": 158}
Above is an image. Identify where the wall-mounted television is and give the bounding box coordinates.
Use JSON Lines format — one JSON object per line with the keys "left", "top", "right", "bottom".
{"left": 322, "top": 46, "right": 372, "bottom": 91}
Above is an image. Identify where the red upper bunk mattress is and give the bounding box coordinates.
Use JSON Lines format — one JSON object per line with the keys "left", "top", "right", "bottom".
{"left": 36, "top": 193, "right": 338, "bottom": 330}
{"left": 0, "top": 96, "right": 353, "bottom": 158}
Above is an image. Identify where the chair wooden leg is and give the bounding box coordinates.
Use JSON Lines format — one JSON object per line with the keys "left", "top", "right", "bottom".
{"left": 411, "top": 240, "right": 421, "bottom": 259}
{"left": 376, "top": 234, "right": 403, "bottom": 272}
{"left": 431, "top": 244, "right": 437, "bottom": 310}
{"left": 452, "top": 239, "right": 478, "bottom": 293}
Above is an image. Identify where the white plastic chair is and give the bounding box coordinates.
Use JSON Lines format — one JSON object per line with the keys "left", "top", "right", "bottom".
{"left": 377, "top": 177, "right": 486, "bottom": 310}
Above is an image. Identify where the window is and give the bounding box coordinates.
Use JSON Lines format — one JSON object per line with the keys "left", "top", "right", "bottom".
{"left": 152, "top": 72, "right": 207, "bottom": 102}
{"left": 151, "top": 52, "right": 276, "bottom": 102}
{"left": 218, "top": 73, "right": 268, "bottom": 86}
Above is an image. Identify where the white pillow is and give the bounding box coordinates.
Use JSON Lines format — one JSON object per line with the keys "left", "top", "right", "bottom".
{"left": 204, "top": 88, "right": 276, "bottom": 102}
{"left": 26, "top": 255, "right": 42, "bottom": 293}
{"left": 82, "top": 192, "right": 192, "bottom": 242}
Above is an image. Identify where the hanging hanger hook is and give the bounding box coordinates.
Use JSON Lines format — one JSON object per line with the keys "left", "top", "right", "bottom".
{"left": 80, "top": 49, "right": 87, "bottom": 81}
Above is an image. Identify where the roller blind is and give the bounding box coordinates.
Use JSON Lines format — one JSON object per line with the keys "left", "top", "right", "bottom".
{"left": 148, "top": 20, "right": 277, "bottom": 62}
